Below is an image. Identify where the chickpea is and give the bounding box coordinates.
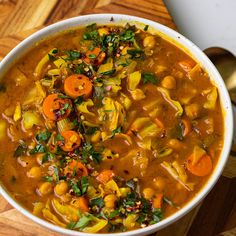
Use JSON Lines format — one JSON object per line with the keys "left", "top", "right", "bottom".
{"left": 120, "top": 187, "right": 131, "bottom": 198}
{"left": 143, "top": 36, "right": 156, "bottom": 48}
{"left": 153, "top": 177, "right": 166, "bottom": 191}
{"left": 185, "top": 103, "right": 201, "bottom": 119}
{"left": 27, "top": 166, "right": 41, "bottom": 179}
{"left": 54, "top": 181, "right": 69, "bottom": 196}
{"left": 143, "top": 187, "right": 155, "bottom": 200}
{"left": 161, "top": 75, "right": 176, "bottom": 89}
{"left": 104, "top": 194, "right": 117, "bottom": 209}
{"left": 38, "top": 182, "right": 53, "bottom": 196}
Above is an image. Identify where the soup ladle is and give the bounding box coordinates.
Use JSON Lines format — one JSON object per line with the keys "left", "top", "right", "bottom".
{"left": 204, "top": 47, "right": 236, "bottom": 154}
{"left": 204, "top": 47, "right": 236, "bottom": 105}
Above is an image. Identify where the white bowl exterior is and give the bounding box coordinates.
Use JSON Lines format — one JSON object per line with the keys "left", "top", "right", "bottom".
{"left": 0, "top": 14, "right": 233, "bottom": 236}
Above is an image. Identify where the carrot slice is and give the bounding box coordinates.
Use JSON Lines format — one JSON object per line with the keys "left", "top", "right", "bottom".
{"left": 153, "top": 193, "right": 163, "bottom": 209}
{"left": 42, "top": 94, "right": 72, "bottom": 121}
{"left": 96, "top": 170, "right": 115, "bottom": 184}
{"left": 84, "top": 47, "right": 106, "bottom": 64}
{"left": 64, "top": 159, "right": 88, "bottom": 176}
{"left": 186, "top": 154, "right": 212, "bottom": 176}
{"left": 64, "top": 74, "right": 93, "bottom": 99}
{"left": 76, "top": 196, "right": 89, "bottom": 212}
{"left": 178, "top": 60, "right": 195, "bottom": 72}
{"left": 59, "top": 130, "right": 81, "bottom": 152}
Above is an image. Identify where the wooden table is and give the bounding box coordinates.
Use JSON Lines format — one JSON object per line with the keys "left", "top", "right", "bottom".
{"left": 0, "top": 1, "right": 236, "bottom": 236}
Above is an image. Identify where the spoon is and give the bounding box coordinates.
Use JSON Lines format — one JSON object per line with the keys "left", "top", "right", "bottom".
{"left": 204, "top": 47, "right": 236, "bottom": 105}
{"left": 204, "top": 47, "right": 236, "bottom": 154}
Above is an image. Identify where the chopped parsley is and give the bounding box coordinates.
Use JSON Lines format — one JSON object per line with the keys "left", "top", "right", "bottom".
{"left": 56, "top": 134, "right": 64, "bottom": 141}
{"left": 88, "top": 54, "right": 97, "bottom": 59}
{"left": 48, "top": 53, "right": 56, "bottom": 61}
{"left": 144, "top": 25, "right": 149, "bottom": 31}
{"left": 43, "top": 176, "right": 53, "bottom": 182}
{"left": 36, "top": 130, "right": 51, "bottom": 142}
{"left": 141, "top": 72, "right": 158, "bottom": 84}
{"left": 127, "top": 49, "right": 144, "bottom": 58}
{"left": 111, "top": 126, "right": 122, "bottom": 137}
{"left": 42, "top": 152, "right": 55, "bottom": 164}
{"left": 14, "top": 142, "right": 27, "bottom": 157}
{"left": 90, "top": 197, "right": 105, "bottom": 208}
{"left": 65, "top": 50, "right": 81, "bottom": 61}
{"left": 83, "top": 23, "right": 100, "bottom": 46}
{"left": 74, "top": 96, "right": 84, "bottom": 105}
{"left": 68, "top": 213, "right": 93, "bottom": 230}
{"left": 120, "top": 30, "right": 135, "bottom": 42}
{"left": 69, "top": 176, "right": 89, "bottom": 196}
{"left": 81, "top": 143, "right": 102, "bottom": 164}
{"left": 53, "top": 166, "right": 60, "bottom": 182}
{"left": 30, "top": 144, "right": 46, "bottom": 154}
{"left": 100, "top": 69, "right": 116, "bottom": 76}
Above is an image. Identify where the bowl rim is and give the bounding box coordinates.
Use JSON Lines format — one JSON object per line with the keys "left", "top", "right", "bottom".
{"left": 0, "top": 13, "right": 233, "bottom": 236}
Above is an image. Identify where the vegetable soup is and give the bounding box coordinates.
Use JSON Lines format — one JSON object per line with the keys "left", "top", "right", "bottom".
{"left": 0, "top": 23, "right": 224, "bottom": 233}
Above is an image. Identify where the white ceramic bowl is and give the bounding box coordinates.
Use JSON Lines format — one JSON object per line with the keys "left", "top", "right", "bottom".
{"left": 0, "top": 14, "right": 233, "bottom": 236}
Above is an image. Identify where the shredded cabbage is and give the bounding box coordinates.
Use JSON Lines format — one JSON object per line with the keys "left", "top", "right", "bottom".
{"left": 82, "top": 218, "right": 108, "bottom": 233}
{"left": 77, "top": 99, "right": 95, "bottom": 116}
{"left": 105, "top": 179, "right": 121, "bottom": 197}
{"left": 52, "top": 198, "right": 79, "bottom": 222}
{"left": 23, "top": 111, "right": 42, "bottom": 129}
{"left": 128, "top": 71, "right": 141, "bottom": 90}
{"left": 34, "top": 48, "right": 57, "bottom": 76}
{"left": 100, "top": 97, "right": 126, "bottom": 132}
{"left": 157, "top": 87, "right": 183, "bottom": 117}
{"left": 161, "top": 161, "right": 194, "bottom": 191}
{"left": 203, "top": 87, "right": 218, "bottom": 110}
{"left": 42, "top": 201, "right": 66, "bottom": 227}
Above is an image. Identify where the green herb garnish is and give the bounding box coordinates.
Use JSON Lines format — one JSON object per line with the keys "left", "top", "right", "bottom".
{"left": 36, "top": 130, "right": 51, "bottom": 142}
{"left": 144, "top": 25, "right": 149, "bottom": 31}
{"left": 30, "top": 144, "right": 46, "bottom": 154}
{"left": 111, "top": 126, "right": 122, "bottom": 137}
{"left": 74, "top": 95, "right": 84, "bottom": 105}
{"left": 88, "top": 54, "right": 97, "bottom": 59}
{"left": 127, "top": 49, "right": 144, "bottom": 58}
{"left": 65, "top": 50, "right": 81, "bottom": 61}
{"left": 68, "top": 214, "right": 93, "bottom": 229}
{"left": 81, "top": 143, "right": 102, "bottom": 164}
{"left": 43, "top": 176, "right": 53, "bottom": 182}
{"left": 100, "top": 69, "right": 116, "bottom": 76}
{"left": 120, "top": 30, "right": 135, "bottom": 42}
{"left": 142, "top": 72, "right": 158, "bottom": 84}
{"left": 14, "top": 142, "right": 27, "bottom": 157}
{"left": 42, "top": 152, "right": 55, "bottom": 164}
{"left": 90, "top": 197, "right": 105, "bottom": 208}
{"left": 69, "top": 176, "right": 89, "bottom": 196}
{"left": 56, "top": 134, "right": 64, "bottom": 141}
{"left": 48, "top": 54, "right": 56, "bottom": 61}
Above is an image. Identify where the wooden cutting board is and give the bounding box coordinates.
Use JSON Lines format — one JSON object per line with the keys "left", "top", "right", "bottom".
{"left": 0, "top": 1, "right": 236, "bottom": 236}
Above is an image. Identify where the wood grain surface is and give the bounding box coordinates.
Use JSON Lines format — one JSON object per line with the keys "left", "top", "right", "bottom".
{"left": 0, "top": 0, "right": 235, "bottom": 236}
